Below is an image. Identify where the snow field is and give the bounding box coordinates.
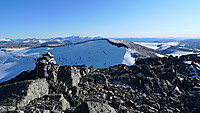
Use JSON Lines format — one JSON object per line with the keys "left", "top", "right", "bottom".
{"left": 135, "top": 42, "right": 179, "bottom": 50}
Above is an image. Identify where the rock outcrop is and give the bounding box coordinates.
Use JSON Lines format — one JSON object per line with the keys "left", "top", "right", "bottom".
{"left": 58, "top": 65, "right": 82, "bottom": 87}
{"left": 1, "top": 54, "right": 200, "bottom": 112}
{"left": 0, "top": 79, "right": 49, "bottom": 112}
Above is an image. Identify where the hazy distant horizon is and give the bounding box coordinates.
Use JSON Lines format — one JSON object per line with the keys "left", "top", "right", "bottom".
{"left": 0, "top": 35, "right": 200, "bottom": 41}
{"left": 110, "top": 37, "right": 200, "bottom": 40}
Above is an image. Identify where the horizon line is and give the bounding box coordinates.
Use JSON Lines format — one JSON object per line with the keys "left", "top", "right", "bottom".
{"left": 1, "top": 36, "right": 200, "bottom": 39}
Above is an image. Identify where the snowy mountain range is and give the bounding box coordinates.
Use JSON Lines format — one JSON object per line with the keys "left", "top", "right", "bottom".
{"left": 0, "top": 36, "right": 102, "bottom": 48}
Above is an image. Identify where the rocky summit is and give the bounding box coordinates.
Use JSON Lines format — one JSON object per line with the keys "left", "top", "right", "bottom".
{"left": 0, "top": 54, "right": 200, "bottom": 113}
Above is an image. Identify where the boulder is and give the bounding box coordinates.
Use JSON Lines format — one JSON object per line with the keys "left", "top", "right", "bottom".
{"left": 24, "top": 94, "right": 70, "bottom": 112}
{"left": 47, "top": 80, "right": 68, "bottom": 94}
{"left": 0, "top": 78, "right": 49, "bottom": 107}
{"left": 43, "top": 94, "right": 70, "bottom": 111}
{"left": 58, "top": 65, "right": 81, "bottom": 87}
{"left": 74, "top": 65, "right": 89, "bottom": 76}
{"left": 89, "top": 73, "right": 108, "bottom": 84}
{"left": 111, "top": 98, "right": 123, "bottom": 110}
{"left": 74, "top": 101, "right": 117, "bottom": 113}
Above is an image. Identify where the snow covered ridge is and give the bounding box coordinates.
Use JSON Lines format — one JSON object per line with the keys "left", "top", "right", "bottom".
{"left": 107, "top": 39, "right": 166, "bottom": 58}
{"left": 1, "top": 47, "right": 30, "bottom": 52}
{"left": 0, "top": 40, "right": 126, "bottom": 81}
{"left": 0, "top": 39, "right": 164, "bottom": 82}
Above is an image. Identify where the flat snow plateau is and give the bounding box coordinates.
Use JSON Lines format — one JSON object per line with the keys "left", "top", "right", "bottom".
{"left": 0, "top": 40, "right": 135, "bottom": 82}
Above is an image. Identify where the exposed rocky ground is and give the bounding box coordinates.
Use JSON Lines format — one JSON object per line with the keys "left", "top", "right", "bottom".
{"left": 1, "top": 54, "right": 200, "bottom": 113}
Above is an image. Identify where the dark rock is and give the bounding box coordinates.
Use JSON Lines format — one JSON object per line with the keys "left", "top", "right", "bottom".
{"left": 189, "top": 91, "right": 200, "bottom": 111}
{"left": 47, "top": 80, "right": 68, "bottom": 94}
{"left": 25, "top": 94, "right": 70, "bottom": 112}
{"left": 111, "top": 98, "right": 122, "bottom": 110}
{"left": 89, "top": 73, "right": 108, "bottom": 84}
{"left": 44, "top": 94, "right": 70, "bottom": 111}
{"left": 74, "top": 101, "right": 117, "bottom": 113}
{"left": 74, "top": 65, "right": 89, "bottom": 76}
{"left": 58, "top": 65, "right": 81, "bottom": 87}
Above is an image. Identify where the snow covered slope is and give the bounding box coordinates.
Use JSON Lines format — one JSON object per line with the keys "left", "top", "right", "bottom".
{"left": 135, "top": 42, "right": 179, "bottom": 51}
{"left": 0, "top": 40, "right": 135, "bottom": 81}
{"left": 135, "top": 41, "right": 200, "bottom": 56}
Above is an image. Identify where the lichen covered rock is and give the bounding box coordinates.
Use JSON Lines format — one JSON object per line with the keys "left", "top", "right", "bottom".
{"left": 0, "top": 78, "right": 49, "bottom": 107}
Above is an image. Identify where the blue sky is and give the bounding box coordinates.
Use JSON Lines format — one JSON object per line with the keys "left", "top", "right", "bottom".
{"left": 0, "top": 0, "right": 200, "bottom": 39}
